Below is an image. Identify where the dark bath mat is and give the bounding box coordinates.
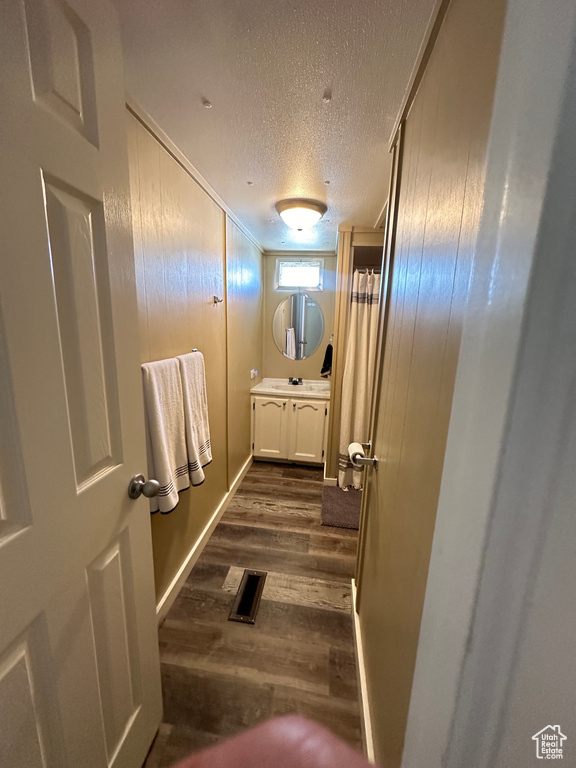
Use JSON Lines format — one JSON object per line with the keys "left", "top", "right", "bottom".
{"left": 321, "top": 485, "right": 362, "bottom": 530}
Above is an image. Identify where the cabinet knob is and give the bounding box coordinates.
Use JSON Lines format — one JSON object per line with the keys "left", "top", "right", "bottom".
{"left": 283, "top": 401, "right": 286, "bottom": 409}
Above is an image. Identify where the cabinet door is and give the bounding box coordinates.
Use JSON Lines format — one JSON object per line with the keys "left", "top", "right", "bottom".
{"left": 253, "top": 397, "right": 288, "bottom": 458}
{"left": 288, "top": 399, "right": 327, "bottom": 463}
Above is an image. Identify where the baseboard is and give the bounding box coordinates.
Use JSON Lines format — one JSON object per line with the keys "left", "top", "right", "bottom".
{"left": 323, "top": 476, "right": 337, "bottom": 486}
{"left": 351, "top": 578, "right": 375, "bottom": 763}
{"left": 253, "top": 457, "right": 323, "bottom": 466}
{"left": 155, "top": 455, "right": 253, "bottom": 624}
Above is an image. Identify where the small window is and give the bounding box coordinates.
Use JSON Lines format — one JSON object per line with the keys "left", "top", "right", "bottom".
{"left": 275, "top": 258, "right": 324, "bottom": 291}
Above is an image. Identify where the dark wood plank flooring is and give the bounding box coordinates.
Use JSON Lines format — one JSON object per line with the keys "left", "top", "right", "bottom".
{"left": 143, "top": 461, "right": 361, "bottom": 768}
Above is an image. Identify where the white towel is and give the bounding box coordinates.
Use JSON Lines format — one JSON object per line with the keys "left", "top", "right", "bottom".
{"left": 142, "top": 359, "right": 189, "bottom": 513}
{"left": 286, "top": 327, "right": 296, "bottom": 358}
{"left": 177, "top": 352, "right": 212, "bottom": 485}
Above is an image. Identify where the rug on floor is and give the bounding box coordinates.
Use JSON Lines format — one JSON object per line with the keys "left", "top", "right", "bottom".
{"left": 321, "top": 485, "right": 362, "bottom": 529}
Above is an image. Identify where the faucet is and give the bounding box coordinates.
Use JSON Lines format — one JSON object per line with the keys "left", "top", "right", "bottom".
{"left": 288, "top": 377, "right": 303, "bottom": 385}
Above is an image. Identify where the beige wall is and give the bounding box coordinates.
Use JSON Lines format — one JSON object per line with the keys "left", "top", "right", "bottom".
{"left": 127, "top": 112, "right": 262, "bottom": 602}
{"left": 263, "top": 253, "right": 336, "bottom": 380}
{"left": 226, "top": 217, "right": 263, "bottom": 485}
{"left": 356, "top": 0, "right": 507, "bottom": 764}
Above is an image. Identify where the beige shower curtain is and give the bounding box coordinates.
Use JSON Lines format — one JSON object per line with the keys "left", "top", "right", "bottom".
{"left": 338, "top": 269, "right": 380, "bottom": 489}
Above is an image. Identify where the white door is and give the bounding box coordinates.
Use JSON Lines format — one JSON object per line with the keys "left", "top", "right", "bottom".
{"left": 0, "top": 2, "right": 162, "bottom": 768}
{"left": 252, "top": 397, "right": 288, "bottom": 458}
{"left": 288, "top": 399, "right": 327, "bottom": 463}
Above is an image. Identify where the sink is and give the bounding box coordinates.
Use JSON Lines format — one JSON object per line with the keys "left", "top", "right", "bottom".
{"left": 251, "top": 378, "right": 330, "bottom": 399}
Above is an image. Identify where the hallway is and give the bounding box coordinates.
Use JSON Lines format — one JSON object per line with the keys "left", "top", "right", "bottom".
{"left": 144, "top": 462, "right": 361, "bottom": 767}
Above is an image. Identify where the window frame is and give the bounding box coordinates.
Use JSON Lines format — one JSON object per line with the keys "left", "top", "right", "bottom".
{"left": 274, "top": 257, "right": 324, "bottom": 292}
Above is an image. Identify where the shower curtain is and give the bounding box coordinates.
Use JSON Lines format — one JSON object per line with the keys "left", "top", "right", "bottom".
{"left": 338, "top": 269, "right": 380, "bottom": 489}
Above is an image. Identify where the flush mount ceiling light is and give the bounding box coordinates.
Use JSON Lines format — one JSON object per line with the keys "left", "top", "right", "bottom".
{"left": 275, "top": 199, "right": 327, "bottom": 231}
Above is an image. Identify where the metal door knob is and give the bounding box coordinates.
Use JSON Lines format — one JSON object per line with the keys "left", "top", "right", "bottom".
{"left": 128, "top": 474, "right": 160, "bottom": 499}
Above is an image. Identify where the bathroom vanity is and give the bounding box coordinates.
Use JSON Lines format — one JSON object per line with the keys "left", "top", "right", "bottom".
{"left": 250, "top": 378, "right": 330, "bottom": 464}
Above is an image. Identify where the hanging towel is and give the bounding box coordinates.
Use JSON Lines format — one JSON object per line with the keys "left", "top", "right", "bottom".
{"left": 177, "top": 351, "right": 212, "bottom": 485}
{"left": 142, "top": 359, "right": 189, "bottom": 514}
{"left": 320, "top": 343, "right": 333, "bottom": 378}
{"left": 286, "top": 327, "right": 296, "bottom": 358}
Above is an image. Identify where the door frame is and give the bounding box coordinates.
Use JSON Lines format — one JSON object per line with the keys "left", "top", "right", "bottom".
{"left": 401, "top": 2, "right": 576, "bottom": 765}
{"left": 355, "top": 122, "right": 405, "bottom": 610}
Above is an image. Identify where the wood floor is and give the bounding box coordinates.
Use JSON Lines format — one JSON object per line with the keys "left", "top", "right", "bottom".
{"left": 143, "top": 461, "right": 362, "bottom": 768}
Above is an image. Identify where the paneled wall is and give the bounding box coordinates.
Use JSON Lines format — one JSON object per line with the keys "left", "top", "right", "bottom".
{"left": 127, "top": 112, "right": 262, "bottom": 602}
{"left": 263, "top": 253, "right": 336, "bottom": 381}
{"left": 356, "top": 0, "right": 507, "bottom": 763}
{"left": 226, "top": 217, "right": 263, "bottom": 485}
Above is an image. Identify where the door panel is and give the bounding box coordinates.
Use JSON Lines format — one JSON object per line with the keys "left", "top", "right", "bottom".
{"left": 0, "top": 615, "right": 67, "bottom": 767}
{"left": 43, "top": 176, "right": 123, "bottom": 486}
{"left": 0, "top": 315, "right": 31, "bottom": 543}
{"left": 87, "top": 531, "right": 143, "bottom": 761}
{"left": 0, "top": 1, "right": 161, "bottom": 766}
{"left": 22, "top": 0, "right": 99, "bottom": 144}
{"left": 0, "top": 645, "right": 46, "bottom": 768}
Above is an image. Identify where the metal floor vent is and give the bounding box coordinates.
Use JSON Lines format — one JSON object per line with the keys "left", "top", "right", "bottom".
{"left": 228, "top": 569, "right": 267, "bottom": 624}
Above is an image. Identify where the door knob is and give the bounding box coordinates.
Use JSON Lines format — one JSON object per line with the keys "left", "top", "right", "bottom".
{"left": 348, "top": 442, "right": 378, "bottom": 469}
{"left": 128, "top": 474, "right": 161, "bottom": 499}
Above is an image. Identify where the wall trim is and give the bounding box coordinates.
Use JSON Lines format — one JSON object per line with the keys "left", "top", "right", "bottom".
{"left": 373, "top": 200, "right": 388, "bottom": 231}
{"left": 351, "top": 579, "right": 375, "bottom": 763}
{"left": 126, "top": 98, "right": 264, "bottom": 256}
{"left": 323, "top": 476, "right": 337, "bottom": 486}
{"left": 388, "top": 0, "right": 451, "bottom": 150}
{"left": 156, "top": 455, "right": 253, "bottom": 624}
{"left": 338, "top": 225, "right": 371, "bottom": 234}
{"left": 351, "top": 230, "right": 385, "bottom": 247}
{"left": 263, "top": 250, "right": 336, "bottom": 257}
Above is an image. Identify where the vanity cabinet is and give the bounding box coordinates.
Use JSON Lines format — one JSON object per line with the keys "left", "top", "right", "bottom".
{"left": 252, "top": 395, "right": 329, "bottom": 464}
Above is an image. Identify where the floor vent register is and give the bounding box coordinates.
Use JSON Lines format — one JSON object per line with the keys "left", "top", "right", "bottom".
{"left": 228, "top": 569, "right": 267, "bottom": 624}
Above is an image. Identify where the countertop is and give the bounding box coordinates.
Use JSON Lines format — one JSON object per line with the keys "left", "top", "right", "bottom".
{"left": 250, "top": 377, "right": 331, "bottom": 400}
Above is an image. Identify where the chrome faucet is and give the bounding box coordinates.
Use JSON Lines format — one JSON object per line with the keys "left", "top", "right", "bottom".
{"left": 288, "top": 377, "right": 303, "bottom": 385}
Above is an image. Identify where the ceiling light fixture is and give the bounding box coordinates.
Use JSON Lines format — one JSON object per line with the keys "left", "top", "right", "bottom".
{"left": 275, "top": 199, "right": 327, "bottom": 231}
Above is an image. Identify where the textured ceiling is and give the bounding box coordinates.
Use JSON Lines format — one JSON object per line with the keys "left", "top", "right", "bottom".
{"left": 113, "top": 0, "right": 437, "bottom": 252}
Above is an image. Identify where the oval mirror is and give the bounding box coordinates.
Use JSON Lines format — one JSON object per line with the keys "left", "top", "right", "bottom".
{"left": 272, "top": 292, "right": 324, "bottom": 360}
